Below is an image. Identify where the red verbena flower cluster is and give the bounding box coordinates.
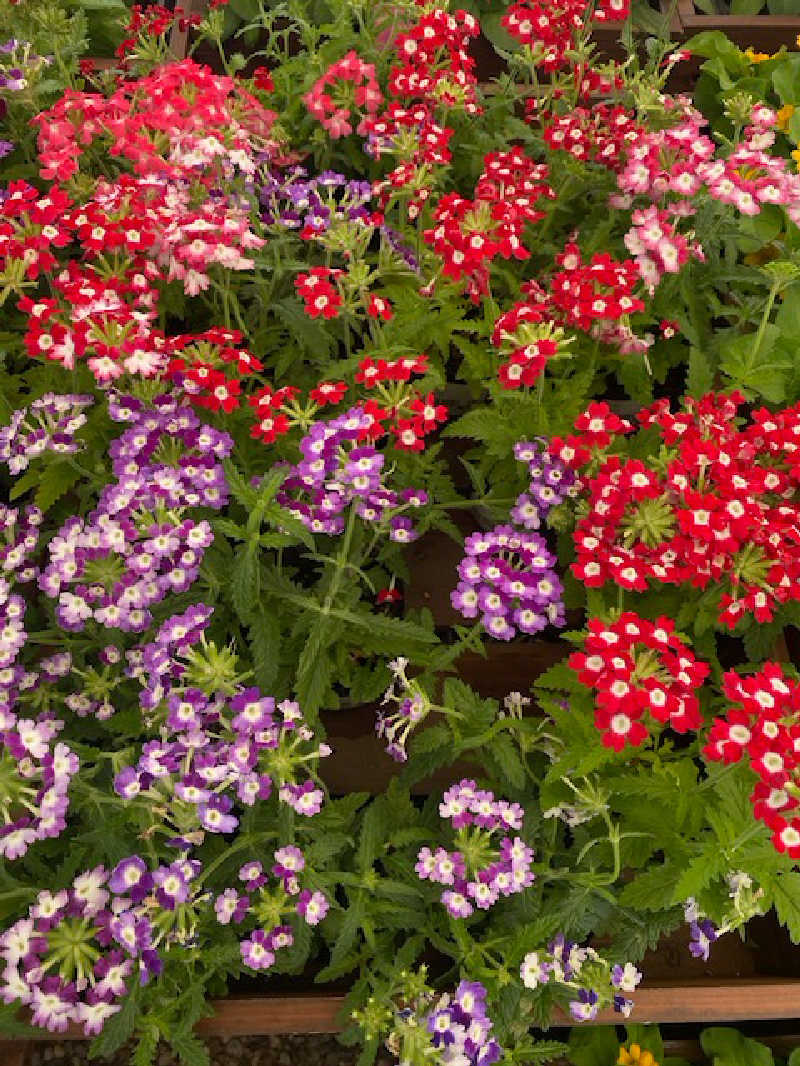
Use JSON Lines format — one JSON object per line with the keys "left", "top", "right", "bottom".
{"left": 304, "top": 51, "right": 383, "bottom": 139}
{"left": 366, "top": 103, "right": 454, "bottom": 220}
{"left": 704, "top": 664, "right": 800, "bottom": 859}
{"left": 165, "top": 328, "right": 263, "bottom": 413}
{"left": 424, "top": 148, "right": 554, "bottom": 301}
{"left": 569, "top": 612, "right": 709, "bottom": 750}
{"left": 248, "top": 353, "right": 446, "bottom": 452}
{"left": 32, "top": 60, "right": 277, "bottom": 184}
{"left": 562, "top": 392, "right": 800, "bottom": 629}
{"left": 389, "top": 9, "right": 481, "bottom": 115}
{"left": 540, "top": 104, "right": 644, "bottom": 174}
{"left": 502, "top": 0, "right": 629, "bottom": 73}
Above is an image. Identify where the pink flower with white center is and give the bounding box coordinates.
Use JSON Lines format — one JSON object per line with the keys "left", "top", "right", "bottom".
{"left": 297, "top": 890, "right": 329, "bottom": 925}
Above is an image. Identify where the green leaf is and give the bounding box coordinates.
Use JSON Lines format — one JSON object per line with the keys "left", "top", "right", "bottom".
{"left": 89, "top": 985, "right": 139, "bottom": 1059}
{"left": 774, "top": 56, "right": 800, "bottom": 106}
{"left": 0, "top": 1001, "right": 38, "bottom": 1037}
{"left": 230, "top": 543, "right": 260, "bottom": 621}
{"left": 357, "top": 799, "right": 390, "bottom": 872}
{"left": 768, "top": 871, "right": 800, "bottom": 943}
{"left": 132, "top": 1029, "right": 160, "bottom": 1066}
{"left": 295, "top": 617, "right": 334, "bottom": 719}
{"left": 34, "top": 461, "right": 81, "bottom": 512}
{"left": 687, "top": 346, "right": 715, "bottom": 397}
{"left": 625, "top": 1025, "right": 664, "bottom": 1063}
{"left": 249, "top": 607, "right": 280, "bottom": 691}
{"left": 170, "top": 1031, "right": 211, "bottom": 1066}
{"left": 567, "top": 1025, "right": 620, "bottom": 1066}
{"left": 731, "top": 0, "right": 766, "bottom": 12}
{"left": 619, "top": 865, "right": 682, "bottom": 911}
{"left": 700, "top": 1027, "right": 773, "bottom": 1066}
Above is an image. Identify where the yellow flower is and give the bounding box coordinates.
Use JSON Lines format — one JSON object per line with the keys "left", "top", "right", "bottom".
{"left": 618, "top": 1045, "right": 659, "bottom": 1066}
{"left": 792, "top": 147, "right": 800, "bottom": 169}
{"left": 777, "top": 104, "right": 795, "bottom": 131}
{"left": 744, "top": 48, "right": 773, "bottom": 63}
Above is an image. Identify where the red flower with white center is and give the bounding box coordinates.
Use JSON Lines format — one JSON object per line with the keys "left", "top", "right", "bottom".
{"left": 310, "top": 382, "right": 348, "bottom": 407}
{"left": 366, "top": 294, "right": 393, "bottom": 321}
{"left": 295, "top": 268, "right": 343, "bottom": 320}
{"left": 705, "top": 664, "right": 800, "bottom": 858}
{"left": 569, "top": 612, "right": 709, "bottom": 750}
{"left": 566, "top": 393, "right": 800, "bottom": 628}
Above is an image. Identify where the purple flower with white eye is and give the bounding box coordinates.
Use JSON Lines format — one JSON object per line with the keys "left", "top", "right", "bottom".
{"left": 415, "top": 978, "right": 501, "bottom": 1065}
{"left": 198, "top": 794, "right": 238, "bottom": 834}
{"left": 108, "top": 856, "right": 151, "bottom": 901}
{"left": 240, "top": 929, "right": 275, "bottom": 971}
{"left": 272, "top": 845, "right": 305, "bottom": 880}
{"left": 442, "top": 890, "right": 473, "bottom": 918}
{"left": 214, "top": 889, "right": 250, "bottom": 925}
{"left": 451, "top": 524, "right": 564, "bottom": 640}
{"left": 569, "top": 988, "right": 600, "bottom": 1022}
{"left": 109, "top": 912, "right": 152, "bottom": 956}
{"left": 239, "top": 861, "right": 266, "bottom": 891}
{"left": 152, "top": 865, "right": 189, "bottom": 910}
{"left": 297, "top": 889, "right": 329, "bottom": 925}
{"left": 689, "top": 918, "right": 717, "bottom": 961}
{"left": 279, "top": 779, "right": 324, "bottom": 816}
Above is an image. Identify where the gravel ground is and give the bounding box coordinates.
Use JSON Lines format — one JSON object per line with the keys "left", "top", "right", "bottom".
{"left": 27, "top": 1035, "right": 392, "bottom": 1065}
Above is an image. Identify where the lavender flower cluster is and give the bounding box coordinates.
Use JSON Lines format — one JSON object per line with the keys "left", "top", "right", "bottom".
{"left": 0, "top": 857, "right": 205, "bottom": 1035}
{"left": 0, "top": 394, "right": 93, "bottom": 475}
{"left": 257, "top": 166, "right": 418, "bottom": 269}
{"left": 416, "top": 779, "right": 533, "bottom": 919}
{"left": 451, "top": 439, "right": 574, "bottom": 640}
{"left": 511, "top": 439, "right": 578, "bottom": 529}
{"left": 376, "top": 655, "right": 431, "bottom": 762}
{"left": 275, "top": 406, "right": 427, "bottom": 540}
{"left": 231, "top": 848, "right": 329, "bottom": 971}
{"left": 450, "top": 524, "right": 565, "bottom": 640}
{"left": 424, "top": 981, "right": 503, "bottom": 1066}
{"left": 38, "top": 395, "right": 230, "bottom": 633}
{"left": 259, "top": 167, "right": 372, "bottom": 234}
{"left": 117, "top": 604, "right": 327, "bottom": 847}
{"left": 520, "top": 936, "right": 642, "bottom": 1020}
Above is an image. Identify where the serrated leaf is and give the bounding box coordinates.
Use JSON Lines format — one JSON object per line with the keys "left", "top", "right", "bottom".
{"left": 248, "top": 607, "right": 280, "bottom": 691}
{"left": 34, "top": 461, "right": 81, "bottom": 512}
{"left": 768, "top": 871, "right": 800, "bottom": 943}
{"left": 170, "top": 1030, "right": 210, "bottom": 1066}
{"left": 89, "top": 984, "right": 139, "bottom": 1059}
{"left": 230, "top": 543, "right": 260, "bottom": 621}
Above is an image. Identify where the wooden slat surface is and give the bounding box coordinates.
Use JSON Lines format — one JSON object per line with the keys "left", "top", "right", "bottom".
{"left": 0, "top": 1041, "right": 30, "bottom": 1066}
{"left": 8, "top": 979, "right": 800, "bottom": 1045}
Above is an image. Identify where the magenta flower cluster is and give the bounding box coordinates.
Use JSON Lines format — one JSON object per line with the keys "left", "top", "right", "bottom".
{"left": 116, "top": 609, "right": 327, "bottom": 848}
{"left": 416, "top": 779, "right": 533, "bottom": 918}
{"left": 0, "top": 393, "right": 93, "bottom": 475}
{"left": 0, "top": 856, "right": 209, "bottom": 1036}
{"left": 38, "top": 395, "right": 230, "bottom": 633}
{"left": 230, "top": 848, "right": 329, "bottom": 972}
{"left": 275, "top": 406, "right": 427, "bottom": 541}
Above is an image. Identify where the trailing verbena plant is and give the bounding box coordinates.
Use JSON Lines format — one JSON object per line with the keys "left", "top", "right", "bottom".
{"left": 5, "top": 0, "right": 800, "bottom": 1063}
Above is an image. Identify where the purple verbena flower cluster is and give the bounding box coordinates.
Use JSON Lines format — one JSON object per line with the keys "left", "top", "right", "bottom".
{"left": 0, "top": 394, "right": 93, "bottom": 475}
{"left": 0, "top": 714, "right": 78, "bottom": 860}
{"left": 117, "top": 605, "right": 327, "bottom": 846}
{"left": 450, "top": 525, "right": 565, "bottom": 640}
{"left": 511, "top": 439, "right": 578, "bottom": 529}
{"left": 425, "top": 980, "right": 503, "bottom": 1066}
{"left": 416, "top": 779, "right": 533, "bottom": 919}
{"left": 520, "top": 937, "right": 641, "bottom": 1021}
{"left": 0, "top": 40, "right": 52, "bottom": 156}
{"left": 0, "top": 855, "right": 205, "bottom": 1036}
{"left": 38, "top": 396, "right": 230, "bottom": 633}
{"left": 1, "top": 504, "right": 42, "bottom": 584}
{"left": 276, "top": 406, "right": 427, "bottom": 540}
{"left": 232, "top": 848, "right": 329, "bottom": 971}
{"left": 259, "top": 167, "right": 372, "bottom": 234}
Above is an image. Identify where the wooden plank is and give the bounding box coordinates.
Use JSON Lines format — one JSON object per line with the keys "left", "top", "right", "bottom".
{"left": 7, "top": 979, "right": 800, "bottom": 1042}
{"left": 0, "top": 1041, "right": 29, "bottom": 1066}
